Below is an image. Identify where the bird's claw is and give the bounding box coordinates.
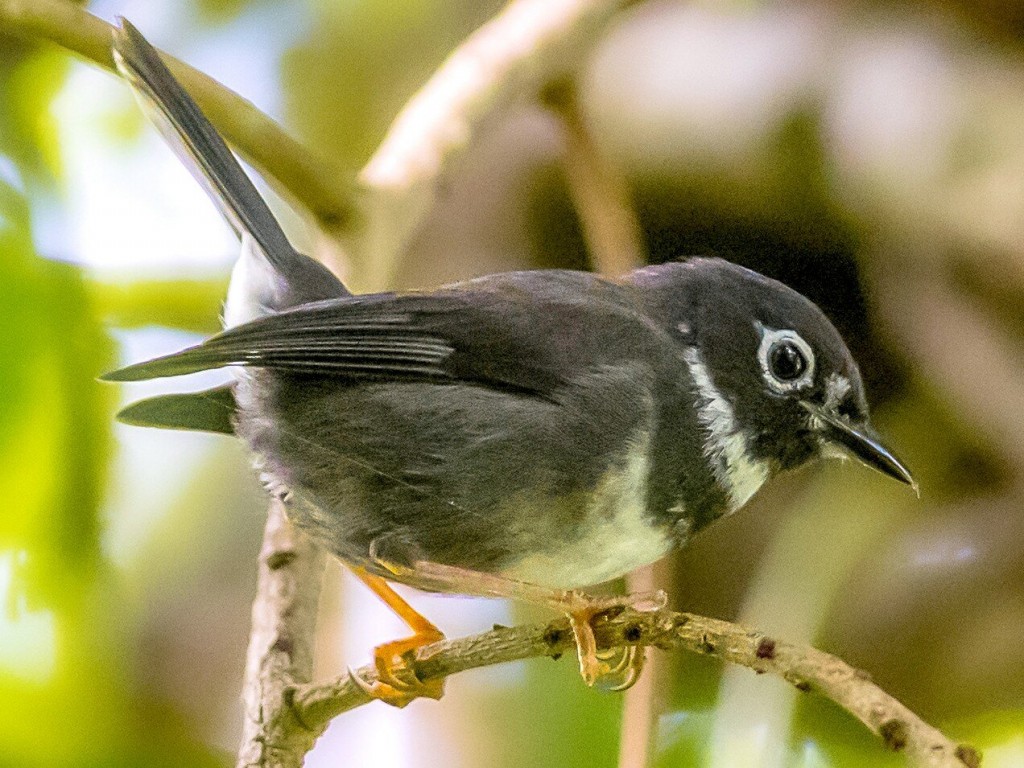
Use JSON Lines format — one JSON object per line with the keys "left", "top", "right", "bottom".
{"left": 348, "top": 631, "right": 446, "bottom": 708}
{"left": 590, "top": 644, "right": 645, "bottom": 691}
{"left": 347, "top": 664, "right": 444, "bottom": 708}
{"left": 560, "top": 589, "right": 665, "bottom": 692}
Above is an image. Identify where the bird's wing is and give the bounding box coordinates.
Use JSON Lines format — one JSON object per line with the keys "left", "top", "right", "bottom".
{"left": 102, "top": 275, "right": 666, "bottom": 400}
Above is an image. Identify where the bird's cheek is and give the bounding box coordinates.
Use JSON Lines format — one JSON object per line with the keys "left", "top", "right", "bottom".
{"left": 761, "top": 419, "right": 818, "bottom": 470}
{"left": 785, "top": 434, "right": 819, "bottom": 470}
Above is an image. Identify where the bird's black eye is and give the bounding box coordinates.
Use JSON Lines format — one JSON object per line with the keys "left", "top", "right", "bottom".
{"left": 768, "top": 341, "right": 807, "bottom": 381}
{"left": 757, "top": 327, "right": 815, "bottom": 393}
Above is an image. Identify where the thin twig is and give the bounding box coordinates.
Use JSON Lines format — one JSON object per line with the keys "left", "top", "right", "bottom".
{"left": 617, "top": 564, "right": 667, "bottom": 768}
{"left": 545, "top": 79, "right": 646, "bottom": 276}
{"left": 350, "top": 0, "right": 632, "bottom": 290}
{"left": 290, "top": 607, "right": 980, "bottom": 768}
{"left": 236, "top": 501, "right": 325, "bottom": 768}
{"left": 0, "top": 0, "right": 353, "bottom": 231}
{"left": 871, "top": 254, "right": 1024, "bottom": 476}
{"left": 545, "top": 76, "right": 660, "bottom": 768}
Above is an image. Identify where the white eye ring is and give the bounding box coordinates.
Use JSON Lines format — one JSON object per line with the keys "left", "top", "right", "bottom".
{"left": 757, "top": 326, "right": 815, "bottom": 394}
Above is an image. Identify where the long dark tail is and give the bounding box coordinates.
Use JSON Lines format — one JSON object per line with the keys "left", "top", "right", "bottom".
{"left": 108, "top": 19, "right": 349, "bottom": 433}
{"left": 111, "top": 18, "right": 346, "bottom": 308}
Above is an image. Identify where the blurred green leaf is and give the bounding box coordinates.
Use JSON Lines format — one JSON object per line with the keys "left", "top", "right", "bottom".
{"left": 0, "top": 32, "right": 229, "bottom": 764}
{"left": 1, "top": 41, "right": 70, "bottom": 182}
{"left": 0, "top": 175, "right": 114, "bottom": 590}
{"left": 496, "top": 650, "right": 623, "bottom": 768}
{"left": 195, "top": 0, "right": 259, "bottom": 25}
{"left": 654, "top": 708, "right": 715, "bottom": 768}
{"left": 88, "top": 275, "right": 229, "bottom": 333}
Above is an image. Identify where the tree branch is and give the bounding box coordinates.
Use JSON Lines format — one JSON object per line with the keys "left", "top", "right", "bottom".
{"left": 237, "top": 501, "right": 325, "bottom": 768}
{"left": 291, "top": 607, "right": 980, "bottom": 768}
{"left": 349, "top": 0, "right": 633, "bottom": 290}
{"left": 0, "top": 0, "right": 631, "bottom": 270}
{"left": 0, "top": 0, "right": 354, "bottom": 231}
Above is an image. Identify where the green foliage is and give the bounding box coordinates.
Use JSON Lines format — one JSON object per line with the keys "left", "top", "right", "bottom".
{"left": 195, "top": 0, "right": 260, "bottom": 25}
{"left": 87, "top": 275, "right": 228, "bottom": 334}
{"left": 500, "top": 647, "right": 623, "bottom": 767}
{"left": 0, "top": 35, "right": 228, "bottom": 768}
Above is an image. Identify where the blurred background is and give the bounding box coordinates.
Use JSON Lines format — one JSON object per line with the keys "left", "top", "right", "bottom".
{"left": 2, "top": 0, "right": 1024, "bottom": 766}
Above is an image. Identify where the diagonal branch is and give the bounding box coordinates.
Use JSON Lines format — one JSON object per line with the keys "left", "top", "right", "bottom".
{"left": 0, "top": 0, "right": 354, "bottom": 231}
{"left": 349, "top": 0, "right": 634, "bottom": 290}
{"left": 291, "top": 607, "right": 980, "bottom": 768}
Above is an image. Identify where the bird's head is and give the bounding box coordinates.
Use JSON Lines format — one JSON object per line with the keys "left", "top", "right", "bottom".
{"left": 647, "top": 258, "right": 915, "bottom": 491}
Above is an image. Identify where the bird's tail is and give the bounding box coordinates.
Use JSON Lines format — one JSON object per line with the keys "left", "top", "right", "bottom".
{"left": 111, "top": 18, "right": 346, "bottom": 317}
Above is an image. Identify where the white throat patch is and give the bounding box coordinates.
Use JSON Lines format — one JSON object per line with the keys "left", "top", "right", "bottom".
{"left": 683, "top": 347, "right": 770, "bottom": 511}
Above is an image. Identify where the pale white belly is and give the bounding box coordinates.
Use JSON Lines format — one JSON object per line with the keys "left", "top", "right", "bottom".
{"left": 500, "top": 432, "right": 674, "bottom": 589}
{"left": 500, "top": 512, "right": 673, "bottom": 589}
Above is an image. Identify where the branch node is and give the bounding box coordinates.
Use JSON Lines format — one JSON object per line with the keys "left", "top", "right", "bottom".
{"left": 880, "top": 719, "right": 909, "bottom": 752}
{"left": 755, "top": 637, "right": 777, "bottom": 660}
{"left": 622, "top": 622, "right": 643, "bottom": 644}
{"left": 955, "top": 744, "right": 982, "bottom": 768}
{"left": 265, "top": 550, "right": 296, "bottom": 570}
{"left": 543, "top": 624, "right": 568, "bottom": 648}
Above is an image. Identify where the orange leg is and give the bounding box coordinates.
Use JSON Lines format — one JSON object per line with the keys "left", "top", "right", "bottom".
{"left": 379, "top": 558, "right": 666, "bottom": 692}
{"left": 349, "top": 568, "right": 445, "bottom": 708}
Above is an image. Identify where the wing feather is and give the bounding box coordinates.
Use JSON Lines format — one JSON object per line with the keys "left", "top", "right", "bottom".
{"left": 103, "top": 273, "right": 666, "bottom": 400}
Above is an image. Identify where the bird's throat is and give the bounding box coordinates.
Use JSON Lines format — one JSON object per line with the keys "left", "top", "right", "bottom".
{"left": 682, "top": 347, "right": 771, "bottom": 512}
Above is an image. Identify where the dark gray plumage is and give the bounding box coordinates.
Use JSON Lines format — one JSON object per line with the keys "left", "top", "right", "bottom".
{"left": 107, "top": 256, "right": 910, "bottom": 589}
{"left": 106, "top": 19, "right": 914, "bottom": 620}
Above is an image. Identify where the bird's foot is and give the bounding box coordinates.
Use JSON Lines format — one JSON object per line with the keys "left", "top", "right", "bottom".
{"left": 349, "top": 627, "right": 446, "bottom": 708}
{"left": 555, "top": 590, "right": 667, "bottom": 691}
{"left": 363, "top": 558, "right": 668, "bottom": 693}
{"left": 348, "top": 567, "right": 446, "bottom": 707}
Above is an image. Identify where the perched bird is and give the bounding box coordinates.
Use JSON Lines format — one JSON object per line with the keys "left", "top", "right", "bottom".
{"left": 107, "top": 19, "right": 914, "bottom": 706}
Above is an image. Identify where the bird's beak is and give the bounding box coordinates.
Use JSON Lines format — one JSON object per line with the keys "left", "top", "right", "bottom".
{"left": 801, "top": 403, "right": 917, "bottom": 493}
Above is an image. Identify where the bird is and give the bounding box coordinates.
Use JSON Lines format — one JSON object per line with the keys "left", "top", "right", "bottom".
{"left": 106, "top": 19, "right": 915, "bottom": 706}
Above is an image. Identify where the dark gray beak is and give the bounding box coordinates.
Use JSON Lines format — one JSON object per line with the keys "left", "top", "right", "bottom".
{"left": 802, "top": 403, "right": 917, "bottom": 492}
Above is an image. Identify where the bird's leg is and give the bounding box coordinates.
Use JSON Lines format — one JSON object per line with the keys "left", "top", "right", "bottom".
{"left": 378, "top": 559, "right": 666, "bottom": 691}
{"left": 348, "top": 567, "right": 445, "bottom": 707}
